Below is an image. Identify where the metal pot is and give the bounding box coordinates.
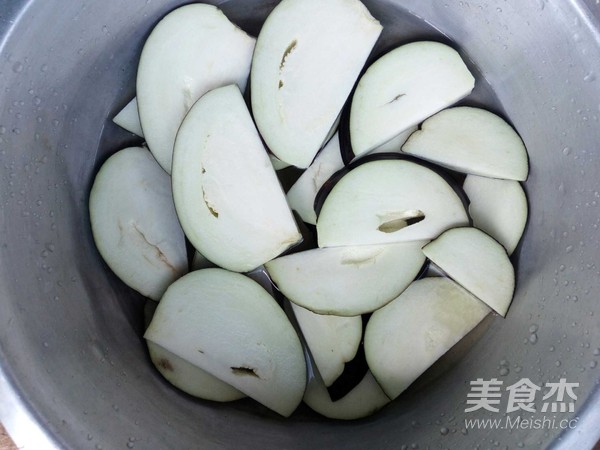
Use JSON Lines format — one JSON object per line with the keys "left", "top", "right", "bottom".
{"left": 1, "top": 0, "right": 599, "bottom": 448}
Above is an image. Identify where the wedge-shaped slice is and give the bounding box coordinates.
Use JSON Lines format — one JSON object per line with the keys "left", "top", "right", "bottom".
{"left": 402, "top": 107, "right": 529, "bottom": 181}
{"left": 172, "top": 85, "right": 302, "bottom": 273}
{"left": 317, "top": 159, "right": 469, "bottom": 247}
{"left": 365, "top": 278, "right": 490, "bottom": 399}
{"left": 144, "top": 300, "right": 243, "bottom": 402}
{"left": 137, "top": 4, "right": 256, "bottom": 173}
{"left": 463, "top": 175, "right": 528, "bottom": 255}
{"left": 286, "top": 133, "right": 344, "bottom": 225}
{"left": 148, "top": 342, "right": 245, "bottom": 402}
{"left": 267, "top": 241, "right": 426, "bottom": 316}
{"left": 113, "top": 98, "right": 143, "bottom": 137}
{"left": 422, "top": 227, "right": 515, "bottom": 316}
{"left": 287, "top": 130, "right": 419, "bottom": 225}
{"left": 251, "top": 0, "right": 382, "bottom": 168}
{"left": 144, "top": 301, "right": 243, "bottom": 401}
{"left": 145, "top": 269, "right": 306, "bottom": 417}
{"left": 304, "top": 364, "right": 390, "bottom": 420}
{"left": 291, "top": 303, "right": 361, "bottom": 386}
{"left": 350, "top": 41, "right": 475, "bottom": 158}
{"left": 89, "top": 147, "right": 187, "bottom": 300}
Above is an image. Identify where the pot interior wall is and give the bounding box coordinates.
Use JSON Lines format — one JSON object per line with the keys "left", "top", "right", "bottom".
{"left": 0, "top": 0, "right": 599, "bottom": 448}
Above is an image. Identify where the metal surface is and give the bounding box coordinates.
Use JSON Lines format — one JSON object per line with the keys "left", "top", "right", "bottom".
{"left": 1, "top": 0, "right": 600, "bottom": 448}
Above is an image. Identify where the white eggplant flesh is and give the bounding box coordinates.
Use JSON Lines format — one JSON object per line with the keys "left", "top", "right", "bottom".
{"left": 365, "top": 278, "right": 490, "bottom": 399}
{"left": 137, "top": 4, "right": 256, "bottom": 172}
{"left": 291, "top": 303, "right": 361, "bottom": 387}
{"left": 317, "top": 159, "right": 469, "bottom": 247}
{"left": 266, "top": 241, "right": 427, "bottom": 316}
{"left": 251, "top": 0, "right": 382, "bottom": 168}
{"left": 362, "top": 125, "right": 417, "bottom": 157}
{"left": 422, "top": 227, "right": 515, "bottom": 317}
{"left": 148, "top": 342, "right": 245, "bottom": 402}
{"left": 286, "top": 133, "right": 344, "bottom": 225}
{"left": 145, "top": 269, "right": 307, "bottom": 417}
{"left": 350, "top": 41, "right": 475, "bottom": 158}
{"left": 113, "top": 97, "right": 144, "bottom": 137}
{"left": 402, "top": 107, "right": 529, "bottom": 181}
{"left": 89, "top": 147, "right": 187, "bottom": 300}
{"left": 172, "top": 85, "right": 301, "bottom": 273}
{"left": 463, "top": 175, "right": 528, "bottom": 255}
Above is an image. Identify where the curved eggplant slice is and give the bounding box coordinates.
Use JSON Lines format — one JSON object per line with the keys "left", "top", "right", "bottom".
{"left": 316, "top": 158, "right": 469, "bottom": 247}
{"left": 314, "top": 152, "right": 469, "bottom": 220}
{"left": 145, "top": 269, "right": 307, "bottom": 417}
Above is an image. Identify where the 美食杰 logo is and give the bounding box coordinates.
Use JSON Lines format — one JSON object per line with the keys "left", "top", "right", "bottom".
{"left": 464, "top": 378, "right": 579, "bottom": 431}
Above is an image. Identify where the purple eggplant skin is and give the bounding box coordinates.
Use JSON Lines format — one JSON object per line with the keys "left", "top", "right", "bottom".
{"left": 313, "top": 153, "right": 472, "bottom": 223}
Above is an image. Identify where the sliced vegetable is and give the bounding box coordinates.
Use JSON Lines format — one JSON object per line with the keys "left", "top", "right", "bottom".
{"left": 137, "top": 4, "right": 256, "bottom": 172}
{"left": 402, "top": 107, "right": 529, "bottom": 181}
{"left": 317, "top": 158, "right": 469, "bottom": 247}
{"left": 291, "top": 303, "right": 361, "bottom": 387}
{"left": 267, "top": 241, "right": 426, "bottom": 315}
{"left": 422, "top": 227, "right": 515, "bottom": 316}
{"left": 251, "top": 0, "right": 382, "bottom": 168}
{"left": 349, "top": 41, "right": 475, "bottom": 158}
{"left": 113, "top": 97, "right": 143, "bottom": 137}
{"left": 145, "top": 269, "right": 307, "bottom": 417}
{"left": 463, "top": 175, "right": 528, "bottom": 255}
{"left": 172, "top": 85, "right": 301, "bottom": 273}
{"left": 89, "top": 147, "right": 187, "bottom": 300}
{"left": 365, "top": 278, "right": 490, "bottom": 399}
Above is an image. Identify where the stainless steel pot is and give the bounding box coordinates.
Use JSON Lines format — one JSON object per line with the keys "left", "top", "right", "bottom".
{"left": 1, "top": 0, "right": 600, "bottom": 448}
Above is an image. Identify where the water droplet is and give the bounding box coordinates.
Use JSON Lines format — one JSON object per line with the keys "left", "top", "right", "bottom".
{"left": 594, "top": 348, "right": 600, "bottom": 356}
{"left": 562, "top": 147, "right": 571, "bottom": 155}
{"left": 12, "top": 62, "right": 24, "bottom": 73}
{"left": 558, "top": 182, "right": 565, "bottom": 193}
{"left": 566, "top": 245, "right": 573, "bottom": 253}
{"left": 43, "top": 342, "right": 49, "bottom": 348}
{"left": 87, "top": 434, "right": 93, "bottom": 441}
{"left": 440, "top": 427, "right": 449, "bottom": 435}
{"left": 529, "top": 324, "right": 539, "bottom": 333}
{"left": 529, "top": 333, "right": 538, "bottom": 344}
{"left": 33, "top": 96, "right": 42, "bottom": 106}
{"left": 102, "top": 25, "right": 109, "bottom": 34}
{"left": 584, "top": 72, "right": 596, "bottom": 82}
{"left": 496, "top": 7, "right": 502, "bottom": 12}
{"left": 127, "top": 443, "right": 135, "bottom": 449}
{"left": 555, "top": 360, "right": 562, "bottom": 367}
{"left": 590, "top": 361, "right": 597, "bottom": 369}
{"left": 549, "top": 346, "right": 555, "bottom": 352}
{"left": 40, "top": 64, "right": 48, "bottom": 72}
{"left": 499, "top": 367, "right": 510, "bottom": 376}
{"left": 461, "top": 428, "right": 468, "bottom": 435}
